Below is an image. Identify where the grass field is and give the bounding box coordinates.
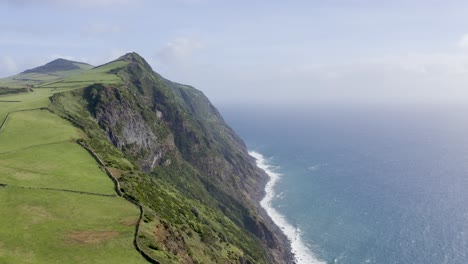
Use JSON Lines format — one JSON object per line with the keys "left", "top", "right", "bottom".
{"left": 0, "top": 65, "right": 147, "bottom": 263}
{"left": 0, "top": 142, "right": 116, "bottom": 194}
{"left": 0, "top": 89, "right": 58, "bottom": 122}
{"left": 38, "top": 60, "right": 128, "bottom": 89}
{"left": 0, "top": 187, "right": 144, "bottom": 264}
{"left": 0, "top": 110, "right": 82, "bottom": 153}
{"left": 0, "top": 60, "right": 93, "bottom": 88}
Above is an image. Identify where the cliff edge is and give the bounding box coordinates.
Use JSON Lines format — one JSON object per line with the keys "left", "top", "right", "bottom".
{"left": 49, "top": 52, "right": 294, "bottom": 264}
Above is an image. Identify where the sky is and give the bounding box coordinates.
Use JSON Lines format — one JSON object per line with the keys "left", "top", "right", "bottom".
{"left": 2, "top": 0, "right": 468, "bottom": 105}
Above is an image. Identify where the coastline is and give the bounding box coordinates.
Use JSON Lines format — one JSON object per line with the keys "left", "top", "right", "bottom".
{"left": 249, "top": 151, "right": 325, "bottom": 264}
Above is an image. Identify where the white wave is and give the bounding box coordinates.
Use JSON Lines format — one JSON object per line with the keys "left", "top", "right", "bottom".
{"left": 308, "top": 165, "right": 320, "bottom": 171}
{"left": 249, "top": 151, "right": 325, "bottom": 264}
{"left": 276, "top": 192, "right": 284, "bottom": 199}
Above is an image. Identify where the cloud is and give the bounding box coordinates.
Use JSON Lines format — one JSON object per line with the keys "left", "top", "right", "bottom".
{"left": 200, "top": 49, "right": 468, "bottom": 105}
{"left": 0, "top": 56, "right": 18, "bottom": 76}
{"left": 271, "top": 51, "right": 468, "bottom": 104}
{"left": 282, "top": 52, "right": 468, "bottom": 81}
{"left": 1, "top": 0, "right": 138, "bottom": 8}
{"left": 458, "top": 33, "right": 468, "bottom": 48}
{"left": 156, "top": 37, "right": 204, "bottom": 64}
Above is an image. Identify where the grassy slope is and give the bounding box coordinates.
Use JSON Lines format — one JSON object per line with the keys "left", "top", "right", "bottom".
{"left": 0, "top": 66, "right": 146, "bottom": 263}
{"left": 0, "top": 110, "right": 115, "bottom": 194}
{"left": 0, "top": 141, "right": 117, "bottom": 195}
{"left": 38, "top": 61, "right": 126, "bottom": 89}
{"left": 49, "top": 56, "right": 270, "bottom": 263}
{"left": 0, "top": 110, "right": 82, "bottom": 152}
{"left": 0, "top": 187, "right": 142, "bottom": 264}
{"left": 1, "top": 56, "right": 274, "bottom": 263}
{"left": 0, "top": 88, "right": 58, "bottom": 121}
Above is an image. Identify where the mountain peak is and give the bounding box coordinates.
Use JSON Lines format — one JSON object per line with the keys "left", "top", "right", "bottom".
{"left": 118, "top": 52, "right": 144, "bottom": 62}
{"left": 117, "top": 52, "right": 154, "bottom": 72}
{"left": 22, "top": 58, "right": 93, "bottom": 74}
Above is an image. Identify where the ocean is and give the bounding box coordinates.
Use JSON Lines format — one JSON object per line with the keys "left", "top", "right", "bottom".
{"left": 220, "top": 104, "right": 468, "bottom": 264}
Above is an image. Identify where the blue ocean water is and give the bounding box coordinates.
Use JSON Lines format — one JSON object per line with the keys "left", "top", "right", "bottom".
{"left": 220, "top": 104, "right": 468, "bottom": 264}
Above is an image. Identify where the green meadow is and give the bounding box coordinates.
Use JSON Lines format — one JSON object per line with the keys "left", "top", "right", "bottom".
{"left": 38, "top": 60, "right": 128, "bottom": 89}
{"left": 0, "top": 61, "right": 146, "bottom": 263}
{"left": 0, "top": 88, "right": 57, "bottom": 122}
{"left": 0, "top": 60, "right": 93, "bottom": 88}
{"left": 0, "top": 142, "right": 115, "bottom": 194}
{"left": 0, "top": 110, "right": 82, "bottom": 153}
{"left": 0, "top": 187, "right": 144, "bottom": 264}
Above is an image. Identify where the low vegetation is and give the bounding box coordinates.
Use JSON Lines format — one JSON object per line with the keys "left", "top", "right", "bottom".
{"left": 0, "top": 73, "right": 146, "bottom": 263}
{"left": 0, "top": 53, "right": 291, "bottom": 264}
{"left": 0, "top": 187, "right": 143, "bottom": 263}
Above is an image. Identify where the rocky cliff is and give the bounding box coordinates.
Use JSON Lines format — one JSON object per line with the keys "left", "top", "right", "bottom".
{"left": 50, "top": 53, "right": 294, "bottom": 264}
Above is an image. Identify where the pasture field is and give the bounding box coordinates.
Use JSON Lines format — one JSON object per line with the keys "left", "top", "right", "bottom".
{"left": 0, "top": 142, "right": 115, "bottom": 195}
{"left": 0, "top": 88, "right": 57, "bottom": 122}
{"left": 0, "top": 187, "right": 144, "bottom": 264}
{"left": 0, "top": 60, "right": 93, "bottom": 88}
{"left": 0, "top": 64, "right": 146, "bottom": 263}
{"left": 38, "top": 60, "right": 128, "bottom": 89}
{"left": 0, "top": 110, "right": 82, "bottom": 153}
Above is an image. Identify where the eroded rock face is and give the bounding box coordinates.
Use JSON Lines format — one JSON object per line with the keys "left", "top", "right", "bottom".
{"left": 83, "top": 84, "right": 173, "bottom": 172}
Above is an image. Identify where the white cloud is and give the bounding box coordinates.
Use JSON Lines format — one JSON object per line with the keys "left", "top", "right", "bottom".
{"left": 458, "top": 33, "right": 468, "bottom": 48}
{"left": 157, "top": 37, "right": 204, "bottom": 64}
{"left": 204, "top": 50, "right": 468, "bottom": 105}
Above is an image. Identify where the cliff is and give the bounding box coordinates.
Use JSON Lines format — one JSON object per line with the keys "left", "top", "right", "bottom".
{"left": 49, "top": 53, "right": 294, "bottom": 263}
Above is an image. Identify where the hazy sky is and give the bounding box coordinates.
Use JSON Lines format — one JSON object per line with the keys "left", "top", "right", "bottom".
{"left": 2, "top": 0, "right": 468, "bottom": 105}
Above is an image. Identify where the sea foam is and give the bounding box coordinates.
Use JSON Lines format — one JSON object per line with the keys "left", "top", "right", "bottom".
{"left": 249, "top": 151, "right": 325, "bottom": 264}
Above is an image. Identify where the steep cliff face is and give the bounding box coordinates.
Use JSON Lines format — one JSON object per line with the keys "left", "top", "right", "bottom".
{"left": 83, "top": 83, "right": 174, "bottom": 172}
{"left": 50, "top": 53, "right": 293, "bottom": 264}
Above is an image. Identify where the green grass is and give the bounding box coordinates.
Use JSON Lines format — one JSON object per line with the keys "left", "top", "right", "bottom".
{"left": 0, "top": 142, "right": 115, "bottom": 195}
{"left": 0, "top": 65, "right": 147, "bottom": 263}
{"left": 46, "top": 56, "right": 272, "bottom": 263}
{"left": 0, "top": 110, "right": 82, "bottom": 153}
{"left": 0, "top": 89, "right": 57, "bottom": 121}
{"left": 38, "top": 60, "right": 128, "bottom": 89}
{"left": 0, "top": 69, "right": 90, "bottom": 88}
{"left": 0, "top": 59, "right": 126, "bottom": 93}
{"left": 0, "top": 187, "right": 145, "bottom": 264}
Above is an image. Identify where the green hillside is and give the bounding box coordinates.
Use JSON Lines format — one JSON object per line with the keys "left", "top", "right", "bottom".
{"left": 0, "top": 58, "right": 94, "bottom": 89}
{"left": 0, "top": 100, "right": 145, "bottom": 264}
{"left": 0, "top": 53, "right": 293, "bottom": 264}
{"left": 0, "top": 59, "right": 146, "bottom": 263}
